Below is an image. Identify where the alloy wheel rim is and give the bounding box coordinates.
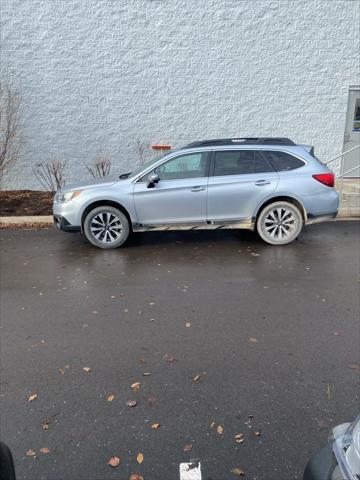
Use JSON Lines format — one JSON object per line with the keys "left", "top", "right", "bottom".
{"left": 263, "top": 207, "right": 297, "bottom": 241}
{"left": 90, "top": 212, "right": 122, "bottom": 244}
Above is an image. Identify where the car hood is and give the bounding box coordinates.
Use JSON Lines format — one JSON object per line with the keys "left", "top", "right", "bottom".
{"left": 60, "top": 176, "right": 121, "bottom": 192}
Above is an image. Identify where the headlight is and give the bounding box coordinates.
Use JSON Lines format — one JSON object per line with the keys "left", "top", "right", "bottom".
{"left": 332, "top": 415, "right": 360, "bottom": 480}
{"left": 54, "top": 190, "right": 82, "bottom": 203}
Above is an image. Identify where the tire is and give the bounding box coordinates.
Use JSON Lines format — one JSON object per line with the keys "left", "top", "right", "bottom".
{"left": 256, "top": 201, "right": 303, "bottom": 245}
{"left": 0, "top": 441, "right": 16, "bottom": 480}
{"left": 83, "top": 206, "right": 130, "bottom": 249}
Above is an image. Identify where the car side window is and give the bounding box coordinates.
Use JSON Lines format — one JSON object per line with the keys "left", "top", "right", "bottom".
{"left": 254, "top": 152, "right": 275, "bottom": 173}
{"left": 150, "top": 152, "right": 208, "bottom": 181}
{"left": 262, "top": 150, "right": 305, "bottom": 171}
{"left": 213, "top": 150, "right": 275, "bottom": 176}
{"left": 214, "top": 150, "right": 255, "bottom": 176}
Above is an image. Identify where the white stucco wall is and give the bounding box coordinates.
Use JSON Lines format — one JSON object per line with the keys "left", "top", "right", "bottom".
{"left": 1, "top": 0, "right": 359, "bottom": 189}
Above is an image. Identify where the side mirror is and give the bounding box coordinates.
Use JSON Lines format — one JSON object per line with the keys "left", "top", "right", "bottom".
{"left": 147, "top": 173, "right": 160, "bottom": 188}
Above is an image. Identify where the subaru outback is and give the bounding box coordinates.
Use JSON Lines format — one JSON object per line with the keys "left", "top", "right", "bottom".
{"left": 53, "top": 137, "right": 339, "bottom": 248}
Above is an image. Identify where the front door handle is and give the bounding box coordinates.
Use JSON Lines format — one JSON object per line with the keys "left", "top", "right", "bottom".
{"left": 255, "top": 180, "right": 271, "bottom": 186}
{"left": 190, "top": 186, "right": 206, "bottom": 192}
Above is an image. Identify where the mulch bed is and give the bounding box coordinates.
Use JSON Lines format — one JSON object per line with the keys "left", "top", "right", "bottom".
{"left": 0, "top": 190, "right": 53, "bottom": 216}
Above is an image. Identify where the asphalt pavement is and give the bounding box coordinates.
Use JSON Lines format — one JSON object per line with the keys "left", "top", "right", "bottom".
{"left": 0, "top": 221, "right": 359, "bottom": 480}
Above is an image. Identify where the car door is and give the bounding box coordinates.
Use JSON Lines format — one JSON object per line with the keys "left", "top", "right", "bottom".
{"left": 206, "top": 149, "right": 279, "bottom": 222}
{"left": 133, "top": 151, "right": 210, "bottom": 225}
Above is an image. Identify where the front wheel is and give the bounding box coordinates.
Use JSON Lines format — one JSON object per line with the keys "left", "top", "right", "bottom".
{"left": 83, "top": 206, "right": 130, "bottom": 249}
{"left": 256, "top": 201, "right": 303, "bottom": 245}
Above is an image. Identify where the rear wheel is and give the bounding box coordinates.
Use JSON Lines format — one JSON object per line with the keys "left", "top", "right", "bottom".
{"left": 83, "top": 206, "right": 130, "bottom": 249}
{"left": 256, "top": 201, "right": 303, "bottom": 245}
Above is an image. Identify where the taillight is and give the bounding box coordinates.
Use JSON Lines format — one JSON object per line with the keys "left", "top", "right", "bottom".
{"left": 312, "top": 173, "right": 334, "bottom": 187}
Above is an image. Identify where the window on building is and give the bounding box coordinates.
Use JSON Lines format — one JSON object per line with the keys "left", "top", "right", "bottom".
{"left": 262, "top": 151, "right": 305, "bottom": 171}
{"left": 353, "top": 98, "right": 360, "bottom": 131}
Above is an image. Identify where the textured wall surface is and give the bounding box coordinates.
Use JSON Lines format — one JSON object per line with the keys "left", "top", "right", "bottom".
{"left": 1, "top": 0, "right": 359, "bottom": 189}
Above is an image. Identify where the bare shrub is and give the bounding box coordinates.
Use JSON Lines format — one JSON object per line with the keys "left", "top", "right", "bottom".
{"left": 32, "top": 157, "right": 67, "bottom": 192}
{"left": 135, "top": 139, "right": 147, "bottom": 166}
{"left": 0, "top": 82, "right": 22, "bottom": 178}
{"left": 86, "top": 156, "right": 111, "bottom": 178}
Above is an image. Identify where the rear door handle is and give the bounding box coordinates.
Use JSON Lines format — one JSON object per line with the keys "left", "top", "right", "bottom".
{"left": 255, "top": 180, "right": 271, "bottom": 186}
{"left": 190, "top": 186, "right": 206, "bottom": 192}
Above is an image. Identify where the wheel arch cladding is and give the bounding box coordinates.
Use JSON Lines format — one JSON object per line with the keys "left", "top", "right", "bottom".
{"left": 81, "top": 200, "right": 133, "bottom": 230}
{"left": 255, "top": 196, "right": 307, "bottom": 223}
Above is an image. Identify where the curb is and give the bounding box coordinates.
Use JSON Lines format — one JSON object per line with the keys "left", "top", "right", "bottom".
{"left": 0, "top": 215, "right": 53, "bottom": 224}
{"left": 0, "top": 216, "right": 53, "bottom": 229}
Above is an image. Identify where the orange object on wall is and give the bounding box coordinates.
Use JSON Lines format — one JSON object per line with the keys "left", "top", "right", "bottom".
{"left": 151, "top": 144, "right": 172, "bottom": 151}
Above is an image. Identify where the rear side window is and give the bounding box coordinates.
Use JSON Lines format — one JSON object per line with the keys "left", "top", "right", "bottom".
{"left": 262, "top": 151, "right": 305, "bottom": 171}
{"left": 213, "top": 150, "right": 274, "bottom": 176}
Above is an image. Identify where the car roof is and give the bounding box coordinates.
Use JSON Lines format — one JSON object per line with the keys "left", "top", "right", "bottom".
{"left": 181, "top": 137, "right": 296, "bottom": 149}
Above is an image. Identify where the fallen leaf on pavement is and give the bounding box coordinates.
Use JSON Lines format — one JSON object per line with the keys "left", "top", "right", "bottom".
{"left": 349, "top": 363, "right": 360, "bottom": 371}
{"left": 210, "top": 421, "right": 215, "bottom": 428}
{"left": 317, "top": 419, "right": 329, "bottom": 430}
{"left": 254, "top": 430, "right": 261, "bottom": 437}
{"left": 192, "top": 374, "right": 201, "bottom": 383}
{"left": 26, "top": 449, "right": 36, "bottom": 457}
{"left": 326, "top": 383, "right": 332, "bottom": 400}
{"left": 107, "top": 394, "right": 115, "bottom": 402}
{"left": 126, "top": 400, "right": 137, "bottom": 407}
{"left": 217, "top": 425, "right": 224, "bottom": 435}
{"left": 249, "top": 337, "right": 258, "bottom": 343}
{"left": 151, "top": 423, "right": 160, "bottom": 429}
{"left": 41, "top": 414, "right": 58, "bottom": 431}
{"left": 231, "top": 467, "right": 245, "bottom": 476}
{"left": 138, "top": 357, "right": 145, "bottom": 364}
{"left": 59, "top": 368, "right": 65, "bottom": 376}
{"left": 107, "top": 456, "right": 120, "bottom": 467}
{"left": 136, "top": 452, "right": 144, "bottom": 464}
{"left": 129, "top": 474, "right": 144, "bottom": 480}
{"left": 28, "top": 393, "right": 37, "bottom": 402}
{"left": 234, "top": 433, "right": 245, "bottom": 443}
{"left": 185, "top": 321, "right": 191, "bottom": 328}
{"left": 183, "top": 444, "right": 193, "bottom": 452}
{"left": 83, "top": 367, "right": 91, "bottom": 373}
{"left": 131, "top": 382, "right": 141, "bottom": 392}
{"left": 40, "top": 447, "right": 50, "bottom": 454}
{"left": 163, "top": 354, "right": 177, "bottom": 363}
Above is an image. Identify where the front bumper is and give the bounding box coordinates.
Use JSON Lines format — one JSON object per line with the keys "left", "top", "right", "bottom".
{"left": 53, "top": 215, "right": 81, "bottom": 233}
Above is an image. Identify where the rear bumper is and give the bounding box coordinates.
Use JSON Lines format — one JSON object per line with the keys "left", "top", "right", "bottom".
{"left": 303, "top": 189, "right": 339, "bottom": 223}
{"left": 53, "top": 215, "right": 81, "bottom": 233}
{"left": 306, "top": 211, "right": 338, "bottom": 225}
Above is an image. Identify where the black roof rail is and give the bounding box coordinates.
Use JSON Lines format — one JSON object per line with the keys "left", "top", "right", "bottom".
{"left": 182, "top": 137, "right": 296, "bottom": 148}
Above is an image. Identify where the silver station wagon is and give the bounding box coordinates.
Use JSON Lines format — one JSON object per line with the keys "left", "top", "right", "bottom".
{"left": 53, "top": 137, "right": 339, "bottom": 248}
